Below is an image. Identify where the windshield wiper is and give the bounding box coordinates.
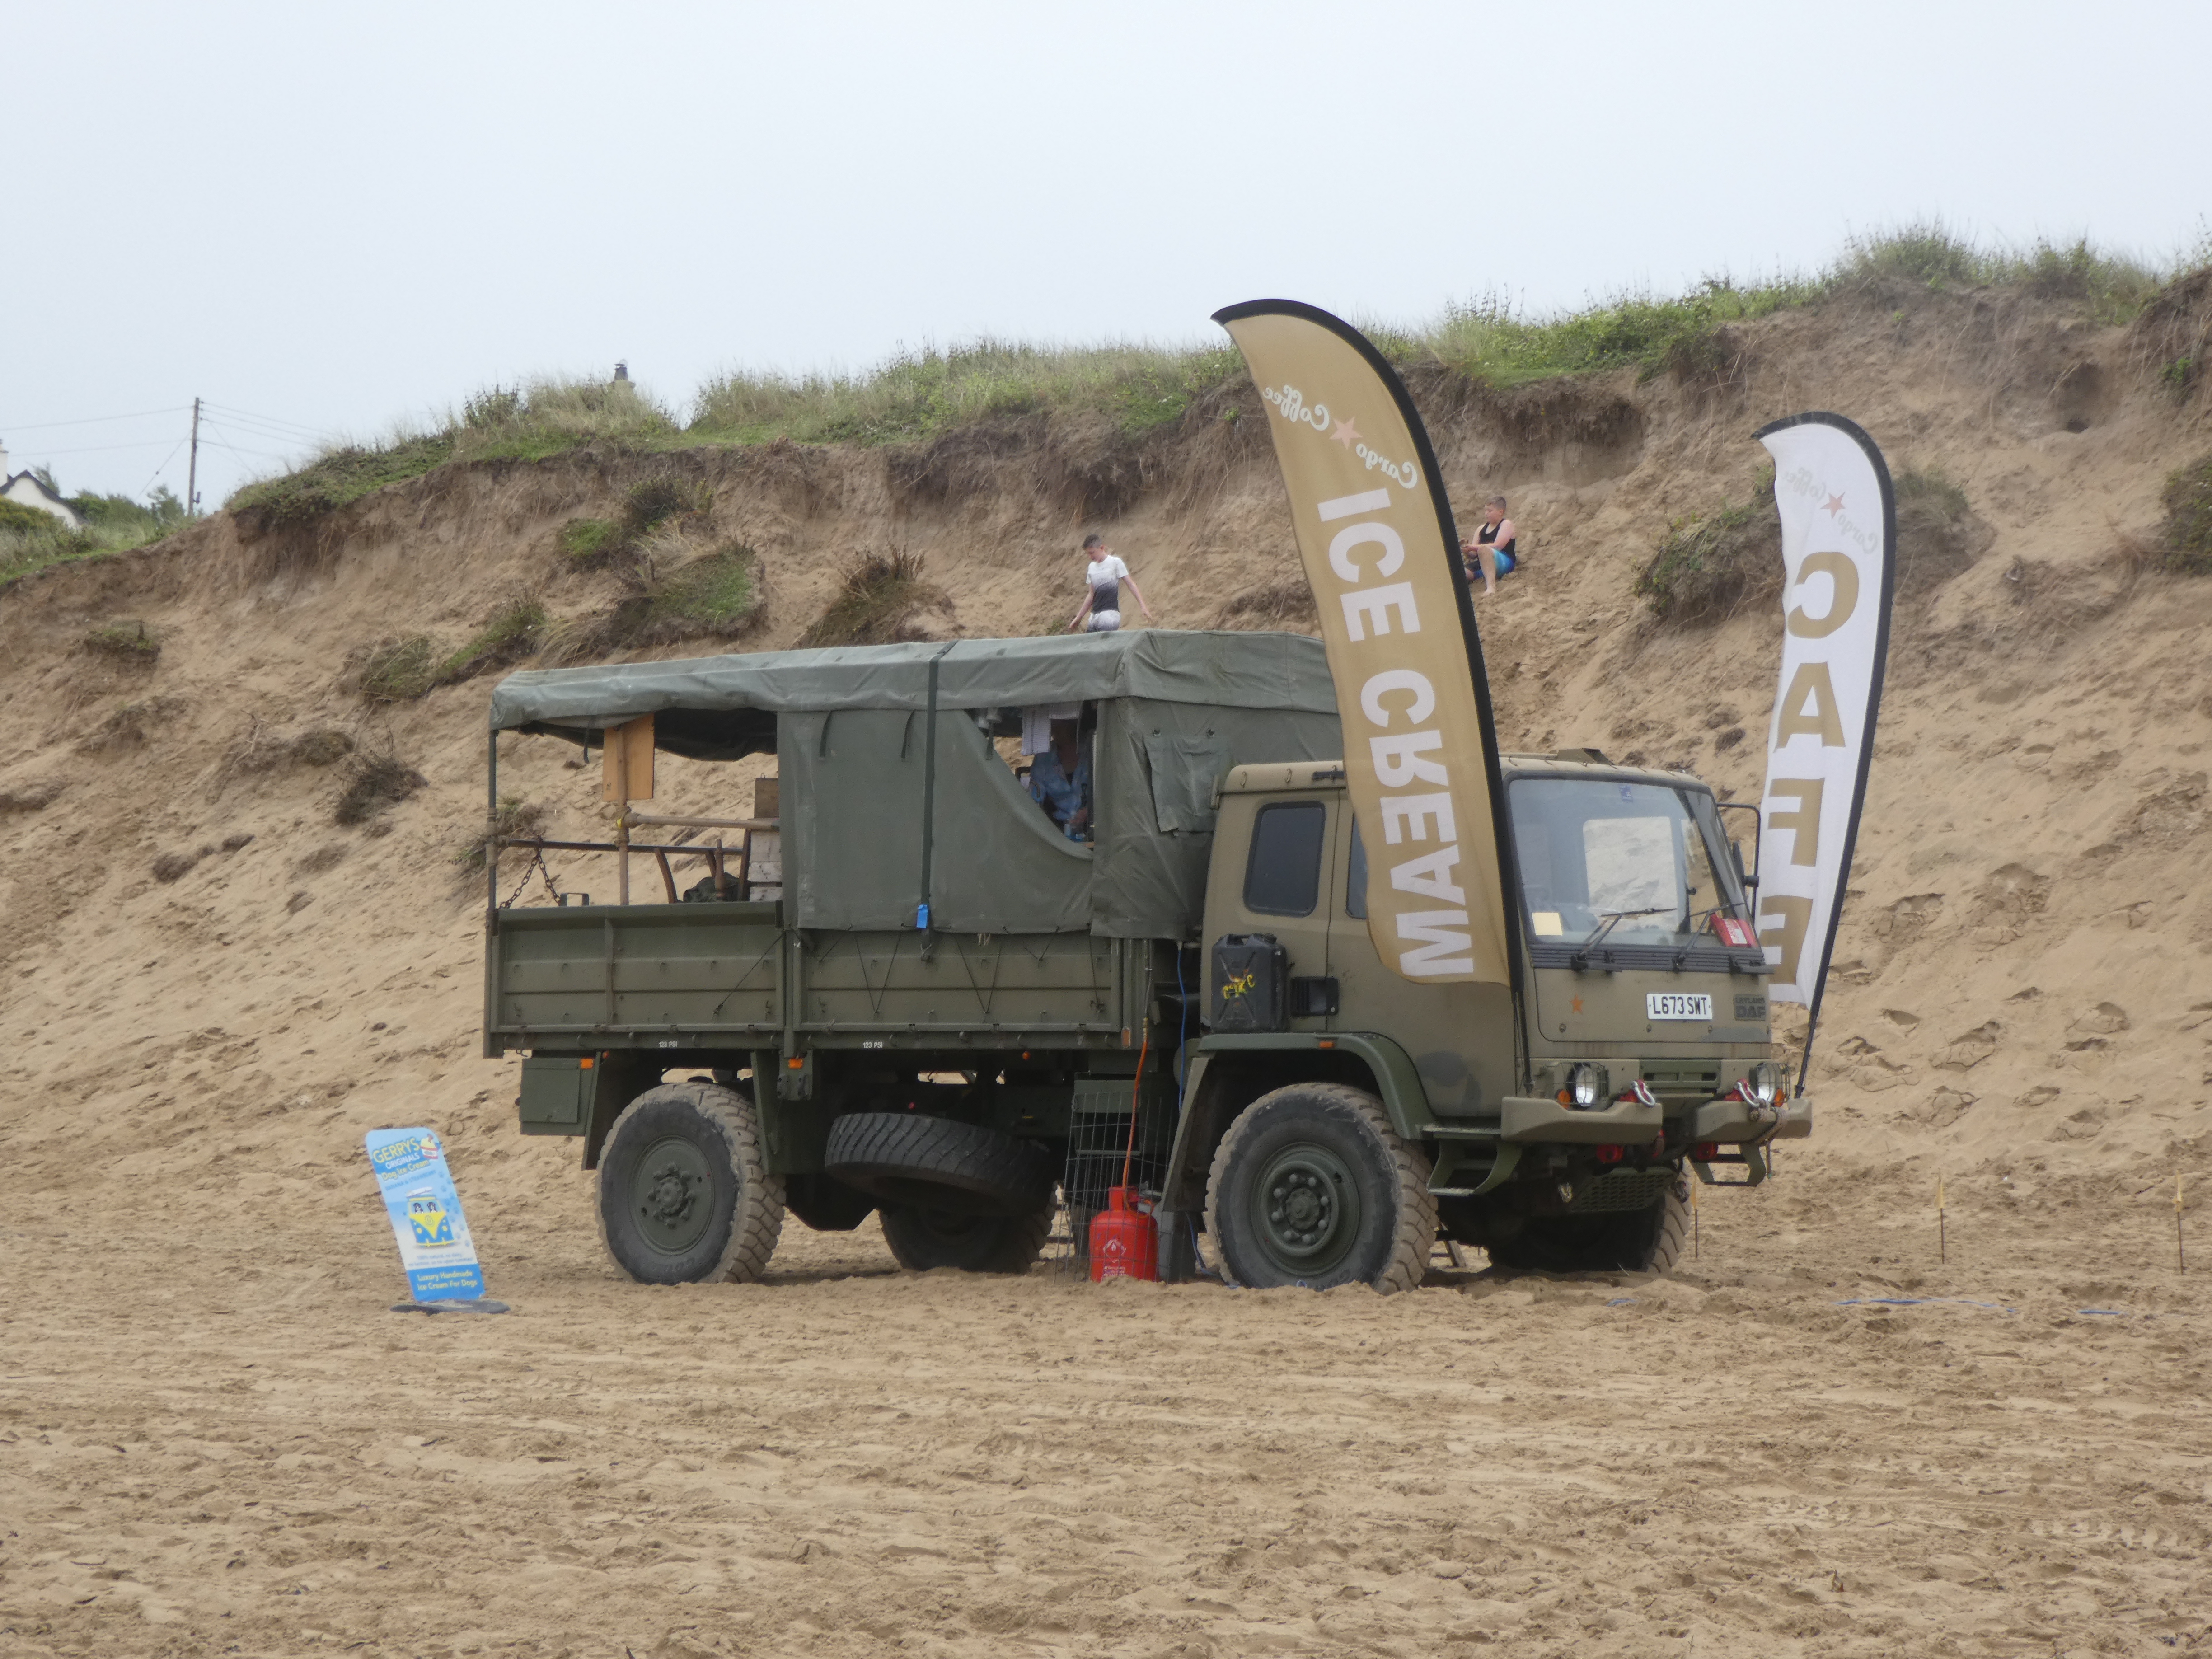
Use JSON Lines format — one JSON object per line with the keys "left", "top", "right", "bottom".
{"left": 1569, "top": 906, "right": 1672, "bottom": 969}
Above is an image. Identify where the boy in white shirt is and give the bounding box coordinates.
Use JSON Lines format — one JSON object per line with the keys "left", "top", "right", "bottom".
{"left": 1066, "top": 534, "right": 1156, "bottom": 633}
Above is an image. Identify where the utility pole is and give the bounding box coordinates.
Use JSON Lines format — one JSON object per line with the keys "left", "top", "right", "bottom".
{"left": 186, "top": 397, "right": 202, "bottom": 516}
{"left": 186, "top": 397, "right": 202, "bottom": 515}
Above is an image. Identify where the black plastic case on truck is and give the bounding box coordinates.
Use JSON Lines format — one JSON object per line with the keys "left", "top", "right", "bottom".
{"left": 1211, "top": 933, "right": 1287, "bottom": 1033}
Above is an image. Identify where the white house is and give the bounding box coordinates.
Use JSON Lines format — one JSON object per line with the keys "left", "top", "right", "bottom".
{"left": 0, "top": 444, "right": 85, "bottom": 530}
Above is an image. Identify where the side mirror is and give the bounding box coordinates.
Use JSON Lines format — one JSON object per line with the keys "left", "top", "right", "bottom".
{"left": 1732, "top": 841, "right": 1757, "bottom": 890}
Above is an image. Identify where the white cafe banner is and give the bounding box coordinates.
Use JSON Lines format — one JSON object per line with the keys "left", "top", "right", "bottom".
{"left": 1753, "top": 413, "right": 1896, "bottom": 1020}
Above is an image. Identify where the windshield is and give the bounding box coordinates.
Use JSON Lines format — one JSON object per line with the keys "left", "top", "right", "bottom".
{"left": 1507, "top": 777, "right": 1749, "bottom": 947}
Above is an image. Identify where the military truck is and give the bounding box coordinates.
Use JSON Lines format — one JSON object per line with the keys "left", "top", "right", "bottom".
{"left": 482, "top": 629, "right": 1806, "bottom": 1292}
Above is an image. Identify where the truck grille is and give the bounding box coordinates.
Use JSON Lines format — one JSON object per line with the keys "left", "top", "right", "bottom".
{"left": 1642, "top": 1064, "right": 1720, "bottom": 1104}
{"left": 1567, "top": 1169, "right": 1677, "bottom": 1214}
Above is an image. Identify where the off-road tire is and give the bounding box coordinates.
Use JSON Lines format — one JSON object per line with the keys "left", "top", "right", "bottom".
{"left": 879, "top": 1201, "right": 1054, "bottom": 1275}
{"left": 1204, "top": 1083, "right": 1436, "bottom": 1294}
{"left": 595, "top": 1081, "right": 785, "bottom": 1284}
{"left": 1486, "top": 1169, "right": 1691, "bottom": 1274}
{"left": 824, "top": 1111, "right": 1056, "bottom": 1218}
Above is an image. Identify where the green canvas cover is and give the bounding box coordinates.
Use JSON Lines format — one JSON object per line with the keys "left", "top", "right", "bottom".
{"left": 486, "top": 631, "right": 1343, "bottom": 940}
{"left": 487, "top": 630, "right": 1337, "bottom": 756}
{"left": 1091, "top": 698, "right": 1343, "bottom": 937}
{"left": 783, "top": 709, "right": 1092, "bottom": 933}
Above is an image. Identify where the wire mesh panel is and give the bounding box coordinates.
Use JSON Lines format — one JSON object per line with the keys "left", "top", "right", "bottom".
{"left": 1043, "top": 1076, "right": 1172, "bottom": 1275}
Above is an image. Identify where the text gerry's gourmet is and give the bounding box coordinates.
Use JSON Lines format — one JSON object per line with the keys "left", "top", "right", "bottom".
{"left": 1214, "top": 300, "right": 1510, "bottom": 985}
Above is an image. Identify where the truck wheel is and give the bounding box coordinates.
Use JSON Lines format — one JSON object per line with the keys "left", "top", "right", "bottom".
{"left": 879, "top": 1201, "right": 1053, "bottom": 1274}
{"left": 823, "top": 1111, "right": 1056, "bottom": 1218}
{"left": 596, "top": 1081, "right": 785, "bottom": 1285}
{"left": 1205, "top": 1083, "right": 1437, "bottom": 1294}
{"left": 1487, "top": 1170, "right": 1690, "bottom": 1274}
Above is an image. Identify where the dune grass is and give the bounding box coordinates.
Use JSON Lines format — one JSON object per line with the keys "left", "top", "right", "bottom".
{"left": 691, "top": 338, "right": 1250, "bottom": 446}
{"left": 217, "top": 226, "right": 2207, "bottom": 528}
{"left": 2157, "top": 454, "right": 2212, "bottom": 575}
{"left": 0, "top": 491, "right": 187, "bottom": 588}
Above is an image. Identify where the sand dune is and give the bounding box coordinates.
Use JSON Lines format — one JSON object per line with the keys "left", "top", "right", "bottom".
{"left": 2, "top": 281, "right": 2209, "bottom": 1654}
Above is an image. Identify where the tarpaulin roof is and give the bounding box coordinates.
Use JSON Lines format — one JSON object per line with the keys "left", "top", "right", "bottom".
{"left": 486, "top": 630, "right": 1345, "bottom": 940}
{"left": 488, "top": 630, "right": 1336, "bottom": 752}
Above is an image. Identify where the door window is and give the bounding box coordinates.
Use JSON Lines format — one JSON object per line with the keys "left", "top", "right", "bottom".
{"left": 1242, "top": 800, "right": 1326, "bottom": 916}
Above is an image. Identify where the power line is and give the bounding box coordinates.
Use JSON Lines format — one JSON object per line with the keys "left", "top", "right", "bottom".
{"left": 140, "top": 438, "right": 188, "bottom": 496}
{"left": 196, "top": 411, "right": 324, "bottom": 450}
{"left": 9, "top": 438, "right": 189, "bottom": 458}
{"left": 195, "top": 420, "right": 294, "bottom": 464}
{"left": 201, "top": 401, "right": 335, "bottom": 442}
{"left": 0, "top": 405, "right": 193, "bottom": 432}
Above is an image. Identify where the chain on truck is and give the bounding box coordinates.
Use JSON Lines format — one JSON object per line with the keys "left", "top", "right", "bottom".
{"left": 479, "top": 630, "right": 1808, "bottom": 1291}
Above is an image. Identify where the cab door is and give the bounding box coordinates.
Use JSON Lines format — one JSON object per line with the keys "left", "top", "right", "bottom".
{"left": 1204, "top": 790, "right": 1338, "bottom": 1031}
{"left": 1326, "top": 810, "right": 1518, "bottom": 1116}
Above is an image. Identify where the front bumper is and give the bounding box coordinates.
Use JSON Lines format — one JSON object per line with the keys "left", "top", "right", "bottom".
{"left": 1501, "top": 1093, "right": 1664, "bottom": 1144}
{"left": 1691, "top": 1093, "right": 1814, "bottom": 1143}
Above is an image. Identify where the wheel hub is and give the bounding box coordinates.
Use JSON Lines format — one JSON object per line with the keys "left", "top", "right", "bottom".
{"left": 632, "top": 1135, "right": 716, "bottom": 1255}
{"left": 1251, "top": 1141, "right": 1362, "bottom": 1274}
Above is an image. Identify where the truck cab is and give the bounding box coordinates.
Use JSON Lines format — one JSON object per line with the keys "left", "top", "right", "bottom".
{"left": 1162, "top": 753, "right": 1802, "bottom": 1287}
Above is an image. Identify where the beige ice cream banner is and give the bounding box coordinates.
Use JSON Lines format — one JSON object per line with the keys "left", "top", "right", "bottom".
{"left": 1215, "top": 301, "right": 1511, "bottom": 986}
{"left": 1752, "top": 413, "right": 1895, "bottom": 1018}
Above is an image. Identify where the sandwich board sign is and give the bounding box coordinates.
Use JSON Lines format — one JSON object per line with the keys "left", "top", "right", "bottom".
{"left": 366, "top": 1127, "right": 488, "bottom": 1303}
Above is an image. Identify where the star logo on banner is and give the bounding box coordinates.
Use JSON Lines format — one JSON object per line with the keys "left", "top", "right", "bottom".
{"left": 1823, "top": 492, "right": 1846, "bottom": 517}
{"left": 1331, "top": 416, "right": 1360, "bottom": 450}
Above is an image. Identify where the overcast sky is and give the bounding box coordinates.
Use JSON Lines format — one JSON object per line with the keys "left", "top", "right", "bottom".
{"left": 6, "top": 0, "right": 2206, "bottom": 509}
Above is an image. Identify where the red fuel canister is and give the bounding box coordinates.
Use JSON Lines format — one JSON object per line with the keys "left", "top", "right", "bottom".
{"left": 1087, "top": 1186, "right": 1158, "bottom": 1282}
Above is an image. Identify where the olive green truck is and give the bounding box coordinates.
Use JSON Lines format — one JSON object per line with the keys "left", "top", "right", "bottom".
{"left": 483, "top": 630, "right": 1806, "bottom": 1292}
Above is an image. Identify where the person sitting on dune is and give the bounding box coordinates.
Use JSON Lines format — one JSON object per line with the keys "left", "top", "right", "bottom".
{"left": 1461, "top": 496, "right": 1519, "bottom": 596}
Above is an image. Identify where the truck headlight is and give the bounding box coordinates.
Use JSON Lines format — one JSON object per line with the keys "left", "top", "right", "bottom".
{"left": 1747, "top": 1062, "right": 1780, "bottom": 1107}
{"left": 1568, "top": 1064, "right": 1605, "bottom": 1109}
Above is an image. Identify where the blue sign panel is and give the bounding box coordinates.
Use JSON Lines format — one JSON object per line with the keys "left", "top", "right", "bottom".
{"left": 365, "top": 1127, "right": 486, "bottom": 1302}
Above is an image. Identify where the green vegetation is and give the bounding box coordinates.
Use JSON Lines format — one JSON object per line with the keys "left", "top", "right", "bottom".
{"left": 693, "top": 339, "right": 1251, "bottom": 445}
{"left": 558, "top": 516, "right": 622, "bottom": 560}
{"left": 1832, "top": 224, "right": 2165, "bottom": 323}
{"left": 558, "top": 477, "right": 709, "bottom": 568}
{"left": 648, "top": 545, "right": 759, "bottom": 634}
{"left": 359, "top": 636, "right": 439, "bottom": 702}
{"left": 453, "top": 377, "right": 679, "bottom": 463}
{"left": 434, "top": 599, "right": 548, "bottom": 686}
{"left": 2157, "top": 454, "right": 2212, "bottom": 575}
{"left": 1636, "top": 472, "right": 1781, "bottom": 626}
{"left": 358, "top": 600, "right": 549, "bottom": 700}
{"left": 0, "top": 485, "right": 187, "bottom": 588}
{"left": 621, "top": 476, "right": 704, "bottom": 534}
{"left": 1415, "top": 279, "right": 1817, "bottom": 387}
{"left": 1894, "top": 466, "right": 1970, "bottom": 520}
{"left": 1891, "top": 467, "right": 1989, "bottom": 595}
{"left": 81, "top": 620, "right": 160, "bottom": 662}
{"left": 1641, "top": 464, "right": 1992, "bottom": 623}
{"left": 212, "top": 226, "right": 2209, "bottom": 534}
{"left": 229, "top": 436, "right": 455, "bottom": 530}
{"left": 800, "top": 548, "right": 939, "bottom": 647}
{"left": 555, "top": 543, "right": 763, "bottom": 661}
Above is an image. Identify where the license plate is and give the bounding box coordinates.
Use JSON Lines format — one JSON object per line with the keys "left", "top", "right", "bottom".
{"left": 1647, "top": 993, "right": 1713, "bottom": 1021}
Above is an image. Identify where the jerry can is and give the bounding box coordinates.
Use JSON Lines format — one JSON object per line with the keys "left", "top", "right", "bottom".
{"left": 1087, "top": 1185, "right": 1159, "bottom": 1282}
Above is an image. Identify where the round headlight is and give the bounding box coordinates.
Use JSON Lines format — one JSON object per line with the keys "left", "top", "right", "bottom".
{"left": 1748, "top": 1062, "right": 1780, "bottom": 1107}
{"left": 1568, "top": 1064, "right": 1605, "bottom": 1109}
